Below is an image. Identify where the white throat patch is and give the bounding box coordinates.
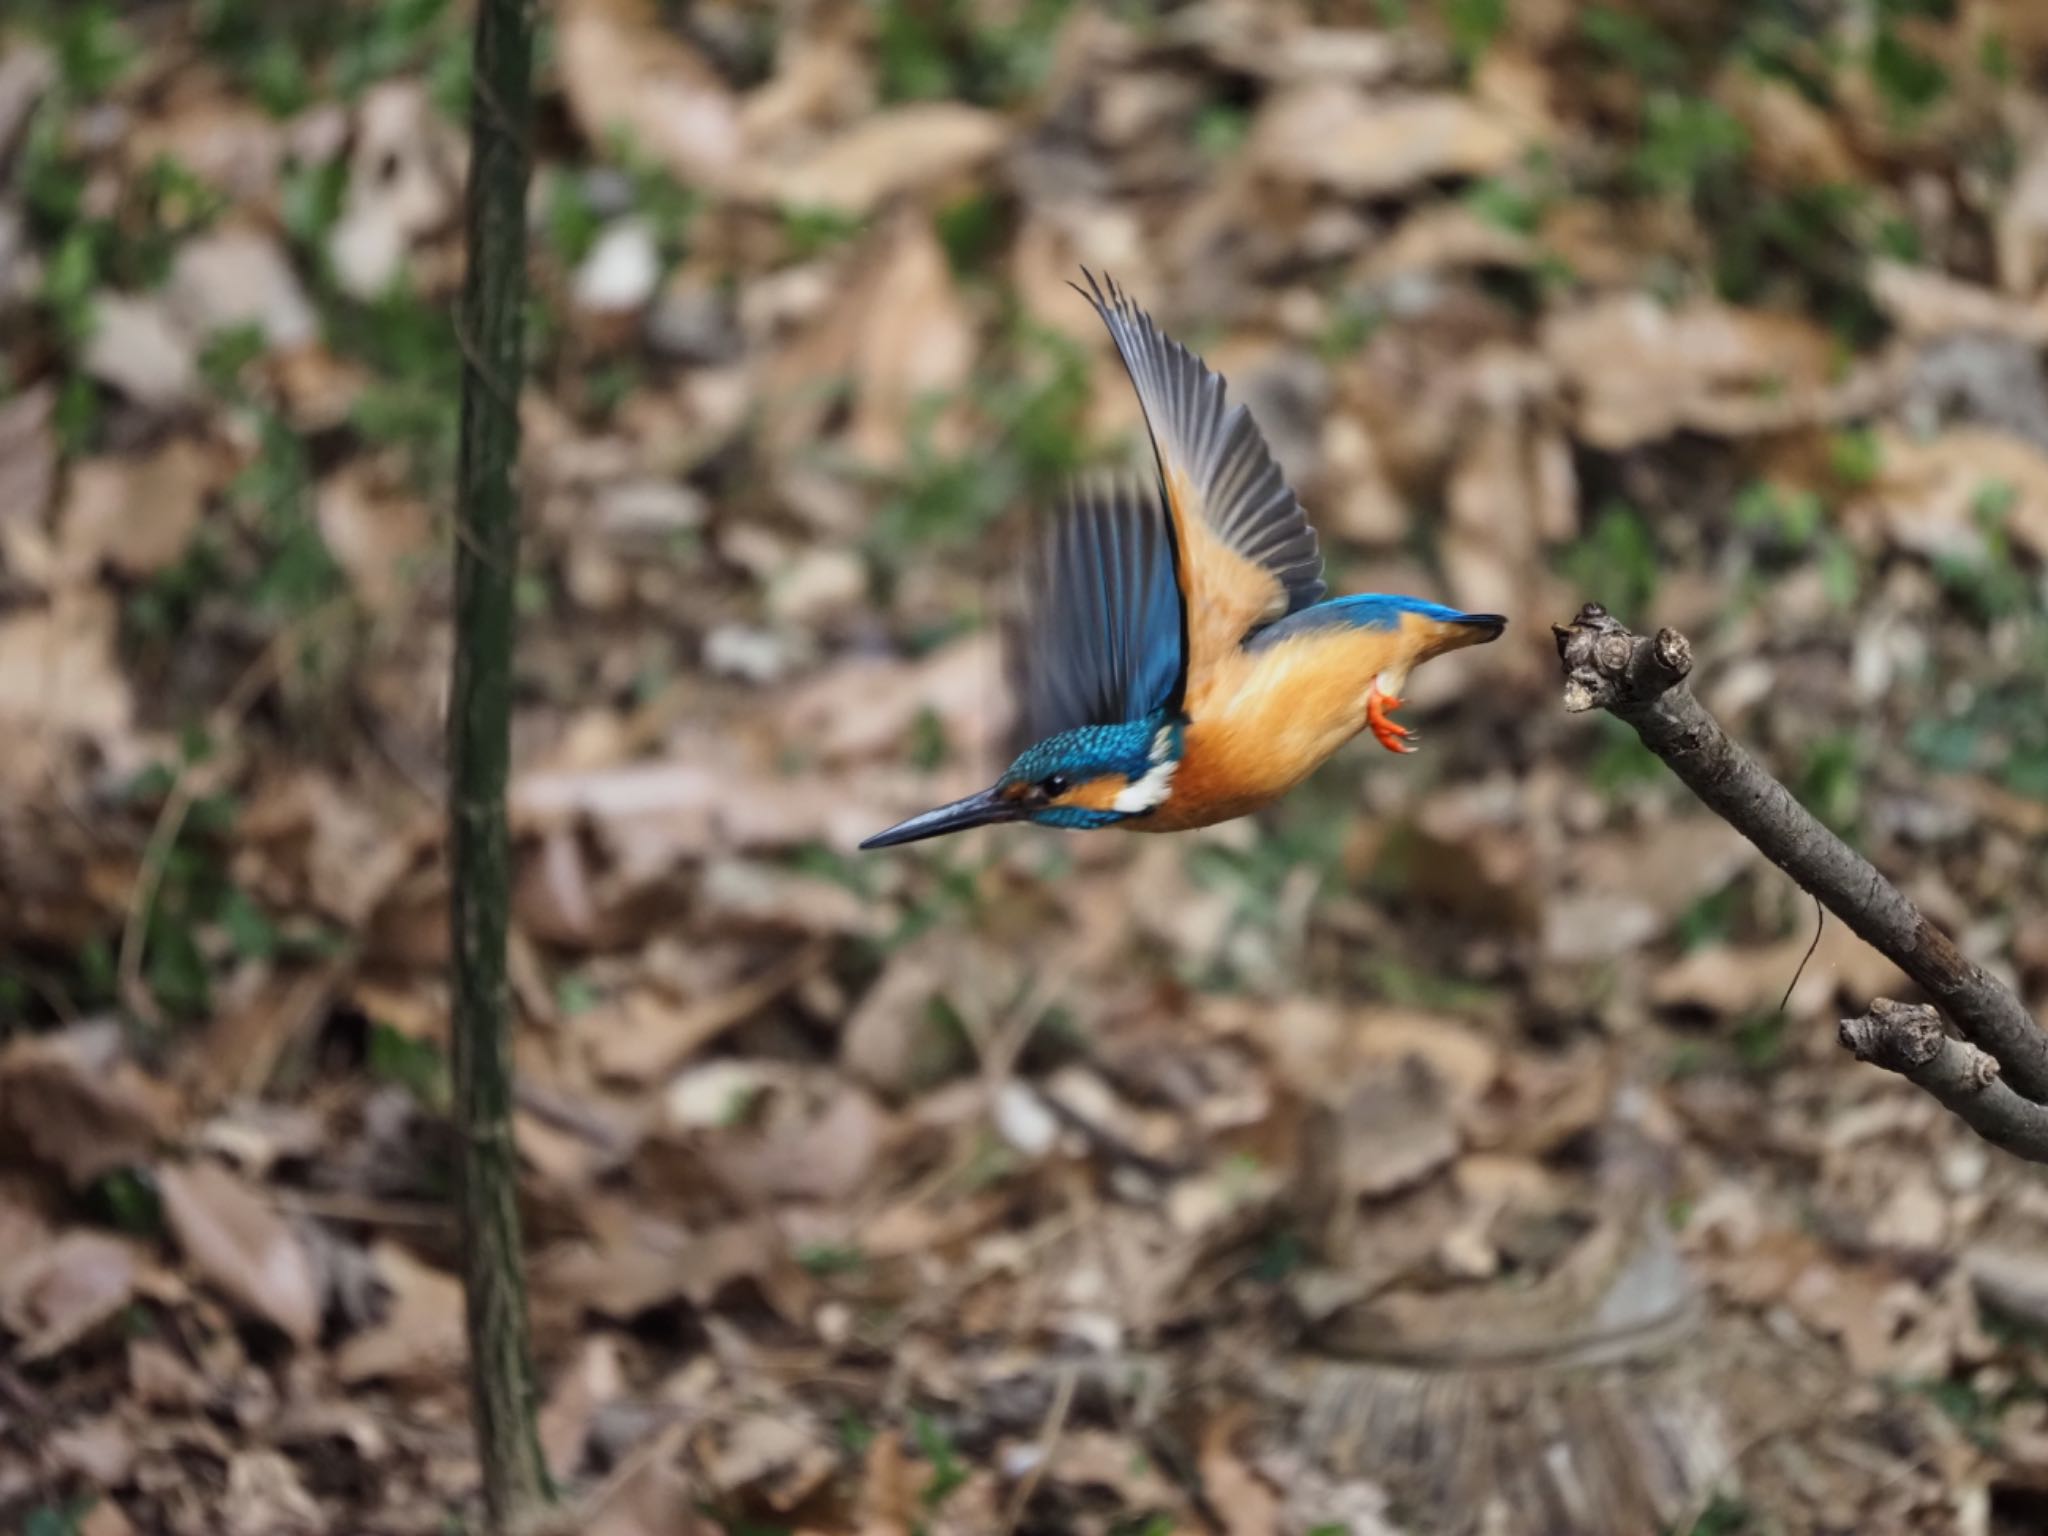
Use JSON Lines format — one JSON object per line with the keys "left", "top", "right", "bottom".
{"left": 1113, "top": 726, "right": 1180, "bottom": 814}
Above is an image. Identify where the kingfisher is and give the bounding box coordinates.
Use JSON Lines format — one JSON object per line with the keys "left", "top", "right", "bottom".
{"left": 860, "top": 271, "right": 1506, "bottom": 851}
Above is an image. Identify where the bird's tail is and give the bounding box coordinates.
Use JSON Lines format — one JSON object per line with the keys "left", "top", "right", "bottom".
{"left": 1413, "top": 605, "right": 1507, "bottom": 660}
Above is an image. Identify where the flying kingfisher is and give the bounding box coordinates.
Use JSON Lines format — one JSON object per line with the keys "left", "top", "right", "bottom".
{"left": 860, "top": 271, "right": 1506, "bottom": 851}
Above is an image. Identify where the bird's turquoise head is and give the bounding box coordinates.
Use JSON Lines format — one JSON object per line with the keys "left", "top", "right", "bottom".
{"left": 860, "top": 715, "right": 1183, "bottom": 849}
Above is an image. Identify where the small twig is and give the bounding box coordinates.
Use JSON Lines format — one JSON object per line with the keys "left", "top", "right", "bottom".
{"left": 1839, "top": 1000, "right": 2048, "bottom": 1163}
{"left": 998, "top": 1363, "right": 1077, "bottom": 1536}
{"left": 1553, "top": 603, "right": 2048, "bottom": 1125}
{"left": 1777, "top": 896, "right": 1824, "bottom": 1016}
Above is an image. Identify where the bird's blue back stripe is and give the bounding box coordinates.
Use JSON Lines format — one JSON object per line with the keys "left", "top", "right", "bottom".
{"left": 1246, "top": 593, "right": 1479, "bottom": 646}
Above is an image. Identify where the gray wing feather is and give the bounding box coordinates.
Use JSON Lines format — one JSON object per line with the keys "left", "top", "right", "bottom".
{"left": 1073, "top": 269, "right": 1326, "bottom": 617}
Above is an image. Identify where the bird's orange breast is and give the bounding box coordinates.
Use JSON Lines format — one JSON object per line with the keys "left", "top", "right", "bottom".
{"left": 1131, "top": 625, "right": 1417, "bottom": 831}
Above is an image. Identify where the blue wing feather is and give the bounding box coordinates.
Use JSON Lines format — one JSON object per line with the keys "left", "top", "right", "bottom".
{"left": 1010, "top": 477, "right": 1187, "bottom": 748}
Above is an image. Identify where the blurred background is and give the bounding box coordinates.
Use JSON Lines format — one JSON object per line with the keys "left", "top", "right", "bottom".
{"left": 5, "top": 1, "right": 2048, "bottom": 1532}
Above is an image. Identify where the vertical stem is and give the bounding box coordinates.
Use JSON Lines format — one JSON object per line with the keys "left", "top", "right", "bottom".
{"left": 448, "top": 0, "right": 547, "bottom": 1526}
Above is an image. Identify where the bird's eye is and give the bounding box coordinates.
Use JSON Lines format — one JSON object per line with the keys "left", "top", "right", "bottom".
{"left": 1039, "top": 774, "right": 1071, "bottom": 799}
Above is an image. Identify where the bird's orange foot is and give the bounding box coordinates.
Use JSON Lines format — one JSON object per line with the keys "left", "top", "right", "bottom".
{"left": 1366, "top": 687, "right": 1416, "bottom": 755}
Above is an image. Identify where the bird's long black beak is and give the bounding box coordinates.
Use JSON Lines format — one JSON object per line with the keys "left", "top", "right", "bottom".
{"left": 859, "top": 784, "right": 1023, "bottom": 850}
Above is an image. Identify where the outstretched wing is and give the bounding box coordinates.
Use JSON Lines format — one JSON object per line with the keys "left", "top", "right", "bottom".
{"left": 1071, "top": 270, "right": 1325, "bottom": 682}
{"left": 1007, "top": 476, "right": 1187, "bottom": 750}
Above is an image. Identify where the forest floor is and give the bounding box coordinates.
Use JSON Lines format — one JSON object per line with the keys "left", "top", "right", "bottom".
{"left": 6, "top": 2, "right": 2048, "bottom": 1533}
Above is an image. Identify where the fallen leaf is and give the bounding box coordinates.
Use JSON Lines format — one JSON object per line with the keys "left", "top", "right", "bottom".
{"left": 328, "top": 80, "right": 463, "bottom": 298}
{"left": 1997, "top": 131, "right": 2048, "bottom": 297}
{"left": 57, "top": 437, "right": 215, "bottom": 581}
{"left": 702, "top": 1082, "right": 888, "bottom": 1205}
{"left": 79, "top": 293, "right": 200, "bottom": 408}
{"left": 333, "top": 1241, "right": 465, "bottom": 1385}
{"left": 0, "top": 1229, "right": 139, "bottom": 1361}
{"left": 129, "top": 1335, "right": 211, "bottom": 1409}
{"left": 1869, "top": 426, "right": 2048, "bottom": 564}
{"left": 776, "top": 631, "right": 1009, "bottom": 765}
{"left": 580, "top": 1423, "right": 707, "bottom": 1536}
{"left": 699, "top": 1409, "right": 838, "bottom": 1510}
{"left": 750, "top": 102, "right": 1005, "bottom": 216}
{"left": 222, "top": 1449, "right": 324, "bottom": 1536}
{"left": 845, "top": 212, "right": 975, "bottom": 468}
{"left": 51, "top": 1415, "right": 136, "bottom": 1488}
{"left": 1870, "top": 259, "right": 2048, "bottom": 343}
{"left": 1325, "top": 1055, "right": 1459, "bottom": 1201}
{"left": 315, "top": 465, "right": 432, "bottom": 612}
{"left": 537, "top": 1212, "right": 784, "bottom": 1321}
{"left": 1200, "top": 1411, "right": 1280, "bottom": 1536}
{"left": 1252, "top": 84, "right": 1524, "bottom": 196}
{"left": 158, "top": 1159, "right": 322, "bottom": 1344}
{"left": 1542, "top": 294, "right": 1844, "bottom": 448}
{"left": 539, "top": 1332, "right": 628, "bottom": 1481}
{"left": 584, "top": 949, "right": 824, "bottom": 1086}
{"left": 558, "top": 0, "right": 743, "bottom": 190}
{"left": 0, "top": 1022, "right": 178, "bottom": 1187}
{"left": 78, "top": 1501, "right": 138, "bottom": 1536}
{"left": 0, "top": 384, "right": 57, "bottom": 584}
{"left": 165, "top": 226, "right": 318, "bottom": 350}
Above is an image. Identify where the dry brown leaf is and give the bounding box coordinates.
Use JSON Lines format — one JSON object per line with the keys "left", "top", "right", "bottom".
{"left": 0, "top": 1229, "right": 140, "bottom": 1361}
{"left": 1997, "top": 131, "right": 2048, "bottom": 297}
{"left": 703, "top": 1082, "right": 888, "bottom": 1205}
{"left": 1870, "top": 259, "right": 2048, "bottom": 342}
{"left": 158, "top": 1158, "right": 322, "bottom": 1344}
{"left": 165, "top": 226, "right": 317, "bottom": 350}
{"left": 333, "top": 1240, "right": 465, "bottom": 1385}
{"left": 0, "top": 593, "right": 135, "bottom": 781}
{"left": 222, "top": 1449, "right": 324, "bottom": 1536}
{"left": 1364, "top": 202, "right": 1535, "bottom": 280}
{"left": 78, "top": 1500, "right": 138, "bottom": 1536}
{"left": 1252, "top": 84, "right": 1523, "bottom": 195}
{"left": 558, "top": 0, "right": 743, "bottom": 192}
{"left": 1326, "top": 1055, "right": 1460, "bottom": 1201}
{"left": 580, "top": 1423, "right": 706, "bottom": 1536}
{"left": 749, "top": 102, "right": 1005, "bottom": 216}
{"left": 1868, "top": 426, "right": 2048, "bottom": 563}
{"left": 539, "top": 1332, "right": 628, "bottom": 1481}
{"left": 1348, "top": 1009, "right": 1501, "bottom": 1118}
{"left": 126, "top": 97, "right": 284, "bottom": 203}
{"left": 1716, "top": 65, "right": 1859, "bottom": 187}
{"left": 1542, "top": 294, "right": 1843, "bottom": 448}
{"left": 584, "top": 948, "right": 824, "bottom": 1086}
{"left": 0, "top": 384, "right": 59, "bottom": 583}
{"left": 129, "top": 1334, "right": 211, "bottom": 1409}
{"left": 537, "top": 1213, "right": 783, "bottom": 1320}
{"left": 315, "top": 465, "right": 432, "bottom": 612}
{"left": 51, "top": 1415, "right": 136, "bottom": 1488}
{"left": 0, "top": 1022, "right": 179, "bottom": 1187}
{"left": 777, "top": 632, "right": 1008, "bottom": 766}
{"left": 1199, "top": 1412, "right": 1280, "bottom": 1536}
{"left": 846, "top": 212, "right": 975, "bottom": 468}
{"left": 699, "top": 1409, "right": 837, "bottom": 1510}
{"left": 1651, "top": 921, "right": 1905, "bottom": 1021}
{"left": 79, "top": 292, "right": 200, "bottom": 407}
{"left": 0, "top": 43, "right": 55, "bottom": 161}
{"left": 514, "top": 747, "right": 972, "bottom": 861}
{"left": 57, "top": 437, "right": 215, "bottom": 582}
{"left": 329, "top": 81, "right": 463, "bottom": 298}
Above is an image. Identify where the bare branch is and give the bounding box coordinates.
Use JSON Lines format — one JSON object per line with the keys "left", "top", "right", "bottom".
{"left": 1840, "top": 1001, "right": 2048, "bottom": 1163}
{"left": 1553, "top": 603, "right": 2048, "bottom": 1121}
